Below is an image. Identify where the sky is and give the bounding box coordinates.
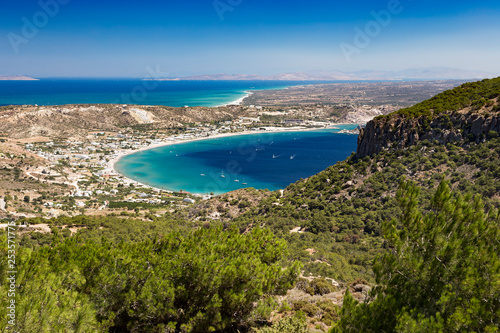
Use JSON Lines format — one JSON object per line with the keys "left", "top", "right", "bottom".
{"left": 1, "top": 0, "right": 500, "bottom": 77}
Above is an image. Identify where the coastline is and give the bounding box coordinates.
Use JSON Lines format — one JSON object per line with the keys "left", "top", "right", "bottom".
{"left": 107, "top": 124, "right": 356, "bottom": 194}
{"left": 217, "top": 91, "right": 253, "bottom": 107}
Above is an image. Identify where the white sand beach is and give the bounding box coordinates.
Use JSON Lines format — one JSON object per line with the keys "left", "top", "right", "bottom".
{"left": 217, "top": 91, "right": 253, "bottom": 107}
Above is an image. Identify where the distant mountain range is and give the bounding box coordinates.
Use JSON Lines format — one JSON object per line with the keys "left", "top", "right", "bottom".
{"left": 0, "top": 75, "right": 38, "bottom": 81}
{"left": 156, "top": 68, "right": 498, "bottom": 81}
{"left": 3, "top": 68, "right": 498, "bottom": 81}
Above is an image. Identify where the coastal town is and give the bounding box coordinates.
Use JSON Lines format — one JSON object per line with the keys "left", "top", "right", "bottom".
{"left": 0, "top": 80, "right": 462, "bottom": 219}
{"left": 0, "top": 106, "right": 364, "bottom": 220}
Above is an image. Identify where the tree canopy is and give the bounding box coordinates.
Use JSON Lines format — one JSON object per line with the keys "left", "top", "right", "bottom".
{"left": 332, "top": 180, "right": 500, "bottom": 332}
{"left": 377, "top": 76, "right": 500, "bottom": 119}
{"left": 0, "top": 226, "right": 300, "bottom": 332}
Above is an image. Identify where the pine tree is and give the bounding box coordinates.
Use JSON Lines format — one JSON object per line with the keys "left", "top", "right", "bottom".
{"left": 332, "top": 180, "right": 500, "bottom": 332}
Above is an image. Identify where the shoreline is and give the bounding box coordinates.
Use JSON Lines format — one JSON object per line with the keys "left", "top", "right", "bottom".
{"left": 107, "top": 124, "right": 357, "bottom": 195}
{"left": 217, "top": 84, "right": 300, "bottom": 107}
{"left": 217, "top": 91, "right": 253, "bottom": 107}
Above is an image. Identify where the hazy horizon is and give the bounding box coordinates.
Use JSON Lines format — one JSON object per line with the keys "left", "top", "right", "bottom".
{"left": 1, "top": 0, "right": 500, "bottom": 78}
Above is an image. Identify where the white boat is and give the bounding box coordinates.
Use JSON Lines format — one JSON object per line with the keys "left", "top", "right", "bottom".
{"left": 220, "top": 170, "right": 225, "bottom": 178}
{"left": 234, "top": 179, "right": 239, "bottom": 182}
{"left": 290, "top": 154, "right": 296, "bottom": 159}
{"left": 200, "top": 174, "right": 205, "bottom": 176}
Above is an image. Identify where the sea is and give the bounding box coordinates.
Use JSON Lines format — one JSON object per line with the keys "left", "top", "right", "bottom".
{"left": 0, "top": 79, "right": 360, "bottom": 194}
{"left": 115, "top": 128, "right": 358, "bottom": 195}
{"left": 0, "top": 78, "right": 347, "bottom": 107}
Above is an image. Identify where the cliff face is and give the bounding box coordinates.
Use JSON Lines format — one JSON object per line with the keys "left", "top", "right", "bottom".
{"left": 356, "top": 111, "right": 500, "bottom": 158}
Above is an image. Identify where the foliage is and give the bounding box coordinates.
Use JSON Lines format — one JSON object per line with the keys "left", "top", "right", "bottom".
{"left": 108, "top": 200, "right": 164, "bottom": 210}
{"left": 17, "top": 214, "right": 190, "bottom": 247}
{"left": 232, "top": 135, "right": 500, "bottom": 282}
{"left": 379, "top": 76, "right": 500, "bottom": 119}
{"left": 1, "top": 227, "right": 300, "bottom": 332}
{"left": 296, "top": 277, "right": 337, "bottom": 295}
{"left": 0, "top": 236, "right": 100, "bottom": 332}
{"left": 331, "top": 180, "right": 500, "bottom": 332}
{"left": 253, "top": 315, "right": 310, "bottom": 333}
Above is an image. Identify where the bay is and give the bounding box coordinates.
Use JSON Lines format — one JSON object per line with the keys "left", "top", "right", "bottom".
{"left": 115, "top": 127, "right": 358, "bottom": 195}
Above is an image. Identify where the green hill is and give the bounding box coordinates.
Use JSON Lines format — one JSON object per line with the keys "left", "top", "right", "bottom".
{"left": 3, "top": 77, "right": 500, "bottom": 332}
{"left": 380, "top": 76, "right": 500, "bottom": 119}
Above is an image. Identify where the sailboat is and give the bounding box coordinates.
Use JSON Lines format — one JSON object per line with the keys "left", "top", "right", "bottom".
{"left": 220, "top": 170, "right": 225, "bottom": 178}
{"left": 242, "top": 178, "right": 247, "bottom": 185}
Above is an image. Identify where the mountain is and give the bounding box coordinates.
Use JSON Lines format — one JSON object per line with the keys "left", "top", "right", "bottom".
{"left": 0, "top": 75, "right": 38, "bottom": 81}
{"left": 357, "top": 77, "right": 500, "bottom": 158}
{"left": 222, "top": 76, "right": 500, "bottom": 281}
{"left": 159, "top": 68, "right": 498, "bottom": 81}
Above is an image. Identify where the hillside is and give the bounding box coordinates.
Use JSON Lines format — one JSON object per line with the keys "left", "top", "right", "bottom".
{"left": 2, "top": 78, "right": 500, "bottom": 332}
{"left": 0, "top": 104, "right": 248, "bottom": 139}
{"left": 184, "top": 78, "right": 500, "bottom": 291}
{"left": 357, "top": 77, "right": 500, "bottom": 158}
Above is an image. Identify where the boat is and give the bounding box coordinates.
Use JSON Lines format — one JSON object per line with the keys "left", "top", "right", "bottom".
{"left": 234, "top": 179, "right": 239, "bottom": 182}
{"left": 200, "top": 174, "right": 205, "bottom": 176}
{"left": 220, "top": 170, "right": 225, "bottom": 178}
{"left": 290, "top": 154, "right": 296, "bottom": 159}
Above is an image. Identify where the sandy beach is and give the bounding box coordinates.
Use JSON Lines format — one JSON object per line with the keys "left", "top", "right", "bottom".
{"left": 217, "top": 91, "right": 253, "bottom": 107}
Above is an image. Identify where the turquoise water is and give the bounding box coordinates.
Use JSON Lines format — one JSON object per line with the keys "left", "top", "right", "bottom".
{"left": 115, "top": 127, "right": 358, "bottom": 195}
{"left": 0, "top": 79, "right": 347, "bottom": 107}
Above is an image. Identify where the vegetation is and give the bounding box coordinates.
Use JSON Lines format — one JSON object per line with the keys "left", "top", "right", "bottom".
{"left": 332, "top": 180, "right": 500, "bottom": 332}
{"left": 254, "top": 315, "right": 309, "bottom": 333}
{"left": 2, "top": 78, "right": 500, "bottom": 332}
{"left": 229, "top": 136, "right": 500, "bottom": 283}
{"left": 0, "top": 226, "right": 300, "bottom": 332}
{"left": 379, "top": 77, "right": 500, "bottom": 119}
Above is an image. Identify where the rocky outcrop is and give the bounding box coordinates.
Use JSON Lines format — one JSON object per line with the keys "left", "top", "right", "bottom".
{"left": 356, "top": 112, "right": 500, "bottom": 158}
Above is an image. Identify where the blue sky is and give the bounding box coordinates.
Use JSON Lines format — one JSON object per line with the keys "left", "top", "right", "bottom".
{"left": 1, "top": 0, "right": 499, "bottom": 77}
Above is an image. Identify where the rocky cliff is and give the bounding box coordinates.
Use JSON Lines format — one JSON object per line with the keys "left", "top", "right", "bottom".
{"left": 356, "top": 111, "right": 500, "bottom": 158}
